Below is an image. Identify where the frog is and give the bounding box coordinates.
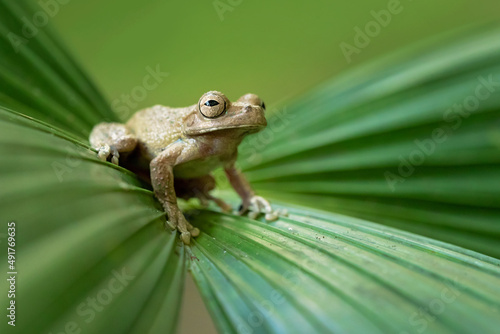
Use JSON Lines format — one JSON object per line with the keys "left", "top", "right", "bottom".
{"left": 89, "top": 91, "right": 283, "bottom": 244}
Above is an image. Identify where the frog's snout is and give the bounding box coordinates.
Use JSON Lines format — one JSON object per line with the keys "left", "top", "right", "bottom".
{"left": 237, "top": 93, "right": 266, "bottom": 110}
{"left": 225, "top": 101, "right": 267, "bottom": 131}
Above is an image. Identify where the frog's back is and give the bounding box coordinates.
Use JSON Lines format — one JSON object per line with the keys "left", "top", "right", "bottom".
{"left": 126, "top": 105, "right": 191, "bottom": 158}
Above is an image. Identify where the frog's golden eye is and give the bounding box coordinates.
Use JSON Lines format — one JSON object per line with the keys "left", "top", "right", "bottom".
{"left": 199, "top": 93, "right": 226, "bottom": 118}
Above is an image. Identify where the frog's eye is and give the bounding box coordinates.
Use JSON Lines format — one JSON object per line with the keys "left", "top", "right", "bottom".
{"left": 261, "top": 101, "right": 266, "bottom": 110}
{"left": 205, "top": 100, "right": 219, "bottom": 107}
{"left": 199, "top": 93, "right": 226, "bottom": 118}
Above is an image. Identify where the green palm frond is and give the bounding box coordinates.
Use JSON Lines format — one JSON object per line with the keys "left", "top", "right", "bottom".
{"left": 0, "top": 102, "right": 185, "bottom": 334}
{"left": 188, "top": 205, "right": 500, "bottom": 333}
{"left": 238, "top": 26, "right": 500, "bottom": 258}
{"left": 0, "top": 0, "right": 115, "bottom": 136}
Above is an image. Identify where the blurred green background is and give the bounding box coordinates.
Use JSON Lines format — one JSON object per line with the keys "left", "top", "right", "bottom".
{"left": 47, "top": 0, "right": 500, "bottom": 120}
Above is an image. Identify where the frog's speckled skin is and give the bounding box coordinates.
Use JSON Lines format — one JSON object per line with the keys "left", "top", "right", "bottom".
{"left": 90, "top": 91, "right": 283, "bottom": 244}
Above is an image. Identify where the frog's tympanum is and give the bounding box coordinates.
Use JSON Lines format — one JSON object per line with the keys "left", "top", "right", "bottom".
{"left": 90, "top": 91, "right": 282, "bottom": 244}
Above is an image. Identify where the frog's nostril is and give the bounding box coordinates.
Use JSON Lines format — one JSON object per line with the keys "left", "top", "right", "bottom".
{"left": 244, "top": 105, "right": 252, "bottom": 112}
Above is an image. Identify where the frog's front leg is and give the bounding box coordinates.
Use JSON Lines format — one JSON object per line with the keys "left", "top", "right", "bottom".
{"left": 89, "top": 122, "right": 137, "bottom": 165}
{"left": 224, "top": 164, "right": 283, "bottom": 221}
{"left": 150, "top": 145, "right": 200, "bottom": 245}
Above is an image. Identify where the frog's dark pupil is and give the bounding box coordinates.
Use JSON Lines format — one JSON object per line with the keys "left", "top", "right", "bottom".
{"left": 262, "top": 102, "right": 266, "bottom": 110}
{"left": 205, "top": 100, "right": 219, "bottom": 107}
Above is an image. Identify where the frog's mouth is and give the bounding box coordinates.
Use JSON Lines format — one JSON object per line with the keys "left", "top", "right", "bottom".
{"left": 186, "top": 123, "right": 265, "bottom": 136}
{"left": 184, "top": 106, "right": 267, "bottom": 136}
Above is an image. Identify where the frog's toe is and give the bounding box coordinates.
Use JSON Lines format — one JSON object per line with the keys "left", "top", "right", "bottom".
{"left": 248, "top": 211, "right": 259, "bottom": 220}
{"left": 246, "top": 196, "right": 287, "bottom": 221}
{"left": 186, "top": 220, "right": 200, "bottom": 237}
{"left": 109, "top": 146, "right": 120, "bottom": 165}
{"left": 97, "top": 144, "right": 120, "bottom": 165}
{"left": 97, "top": 144, "right": 111, "bottom": 161}
{"left": 265, "top": 208, "right": 288, "bottom": 221}
{"left": 265, "top": 212, "right": 279, "bottom": 221}
{"left": 251, "top": 196, "right": 273, "bottom": 213}
{"left": 180, "top": 231, "right": 191, "bottom": 245}
{"left": 111, "top": 155, "right": 119, "bottom": 165}
{"left": 165, "top": 220, "right": 177, "bottom": 231}
{"left": 190, "top": 227, "right": 200, "bottom": 237}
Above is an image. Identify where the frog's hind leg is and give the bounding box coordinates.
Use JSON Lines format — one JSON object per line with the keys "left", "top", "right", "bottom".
{"left": 175, "top": 175, "right": 232, "bottom": 213}
{"left": 206, "top": 194, "right": 232, "bottom": 213}
{"left": 89, "top": 123, "right": 137, "bottom": 165}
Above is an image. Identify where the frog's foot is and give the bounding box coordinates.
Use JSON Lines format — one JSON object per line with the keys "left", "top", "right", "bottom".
{"left": 207, "top": 195, "right": 232, "bottom": 213}
{"left": 186, "top": 221, "right": 200, "bottom": 237}
{"left": 238, "top": 196, "right": 288, "bottom": 221}
{"left": 167, "top": 210, "right": 199, "bottom": 245}
{"left": 97, "top": 144, "right": 120, "bottom": 165}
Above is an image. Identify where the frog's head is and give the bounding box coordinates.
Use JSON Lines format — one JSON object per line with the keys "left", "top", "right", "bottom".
{"left": 183, "top": 91, "right": 267, "bottom": 136}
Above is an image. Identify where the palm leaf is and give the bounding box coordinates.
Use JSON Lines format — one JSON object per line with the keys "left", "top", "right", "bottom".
{"left": 0, "top": 0, "right": 115, "bottom": 136}
{"left": 0, "top": 105, "right": 185, "bottom": 334}
{"left": 238, "top": 25, "right": 500, "bottom": 258}
{"left": 188, "top": 204, "right": 500, "bottom": 333}
{"left": 1, "top": 2, "right": 499, "bottom": 334}
{"left": 0, "top": 1, "right": 184, "bottom": 332}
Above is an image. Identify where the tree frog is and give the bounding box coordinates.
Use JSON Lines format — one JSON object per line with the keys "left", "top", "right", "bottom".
{"left": 90, "top": 91, "right": 282, "bottom": 244}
